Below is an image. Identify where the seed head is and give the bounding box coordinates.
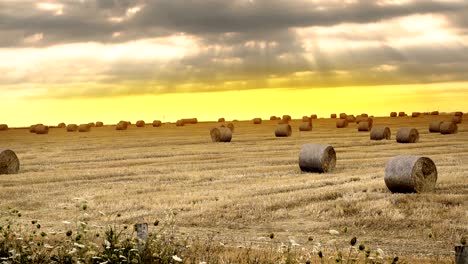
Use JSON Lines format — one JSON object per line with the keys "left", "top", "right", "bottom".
{"left": 350, "top": 236, "right": 357, "bottom": 246}
{"left": 392, "top": 256, "right": 399, "bottom": 264}
{"left": 461, "top": 237, "right": 467, "bottom": 245}
{"left": 318, "top": 251, "right": 323, "bottom": 258}
{"left": 154, "top": 220, "right": 159, "bottom": 226}
{"left": 308, "top": 236, "right": 313, "bottom": 241}
{"left": 40, "top": 232, "right": 47, "bottom": 237}
{"left": 359, "top": 244, "right": 365, "bottom": 251}
{"left": 31, "top": 220, "right": 37, "bottom": 224}
{"left": 269, "top": 233, "right": 274, "bottom": 239}
{"left": 66, "top": 230, "right": 73, "bottom": 237}
{"left": 36, "top": 224, "right": 41, "bottom": 229}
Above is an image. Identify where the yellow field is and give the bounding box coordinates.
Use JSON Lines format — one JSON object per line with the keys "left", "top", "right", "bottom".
{"left": 1, "top": 115, "right": 467, "bottom": 263}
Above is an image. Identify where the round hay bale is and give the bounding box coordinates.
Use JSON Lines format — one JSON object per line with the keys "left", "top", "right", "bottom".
{"left": 440, "top": 122, "right": 458, "bottom": 134}
{"left": 29, "top": 124, "right": 42, "bottom": 133}
{"left": 302, "top": 116, "right": 310, "bottom": 122}
{"left": 357, "top": 121, "right": 372, "bottom": 131}
{"left": 176, "top": 120, "right": 185, "bottom": 126}
{"left": 411, "top": 112, "right": 421, "bottom": 118}
{"left": 299, "top": 144, "right": 336, "bottom": 173}
{"left": 66, "top": 124, "right": 78, "bottom": 132}
{"left": 390, "top": 112, "right": 397, "bottom": 117}
{"left": 57, "top": 123, "right": 66, "bottom": 128}
{"left": 429, "top": 121, "right": 442, "bottom": 133}
{"left": 218, "top": 118, "right": 225, "bottom": 122}
{"left": 370, "top": 126, "right": 391, "bottom": 140}
{"left": 330, "top": 114, "right": 337, "bottom": 119}
{"left": 282, "top": 115, "right": 291, "bottom": 122}
{"left": 398, "top": 112, "right": 406, "bottom": 117}
{"left": 275, "top": 123, "right": 292, "bottom": 137}
{"left": 384, "top": 155, "right": 437, "bottom": 193}
{"left": 454, "top": 111, "right": 463, "bottom": 117}
{"left": 210, "top": 127, "right": 232, "bottom": 142}
{"left": 253, "top": 118, "right": 262, "bottom": 124}
{"left": 0, "top": 149, "right": 20, "bottom": 174}
{"left": 361, "top": 113, "right": 368, "bottom": 117}
{"left": 310, "top": 114, "right": 317, "bottom": 119}
{"left": 152, "top": 120, "right": 162, "bottom": 127}
{"left": 35, "top": 125, "right": 49, "bottom": 135}
{"left": 336, "top": 119, "right": 348, "bottom": 128}
{"left": 96, "top": 122, "right": 104, "bottom": 127}
{"left": 116, "top": 121, "right": 128, "bottom": 130}
{"left": 78, "top": 124, "right": 91, "bottom": 132}
{"left": 182, "top": 118, "right": 198, "bottom": 124}
{"left": 396, "top": 128, "right": 419, "bottom": 143}
{"left": 270, "top": 116, "right": 277, "bottom": 120}
{"left": 0, "top": 124, "right": 8, "bottom": 131}
{"left": 452, "top": 116, "right": 462, "bottom": 124}
{"left": 88, "top": 122, "right": 95, "bottom": 127}
{"left": 136, "top": 120, "right": 146, "bottom": 127}
{"left": 339, "top": 113, "right": 347, "bottom": 119}
{"left": 431, "top": 111, "right": 439, "bottom": 115}
{"left": 346, "top": 115, "right": 356, "bottom": 123}
{"left": 299, "top": 122, "right": 312, "bottom": 131}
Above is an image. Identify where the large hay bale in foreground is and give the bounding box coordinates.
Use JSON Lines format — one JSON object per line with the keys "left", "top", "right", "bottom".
{"left": 370, "top": 127, "right": 391, "bottom": 140}
{"left": 346, "top": 115, "right": 356, "bottom": 123}
{"left": 396, "top": 128, "right": 419, "bottom": 143}
{"left": 218, "top": 118, "right": 225, "bottom": 122}
{"left": 210, "top": 127, "right": 232, "bottom": 142}
{"left": 78, "top": 124, "right": 91, "bottom": 132}
{"left": 299, "top": 122, "right": 312, "bottom": 131}
{"left": 176, "top": 120, "right": 185, "bottom": 126}
{"left": 357, "top": 121, "right": 372, "bottom": 131}
{"left": 336, "top": 119, "right": 348, "bottom": 128}
{"left": 431, "top": 111, "right": 439, "bottom": 115}
{"left": 66, "top": 124, "right": 78, "bottom": 132}
{"left": 384, "top": 155, "right": 437, "bottom": 193}
{"left": 330, "top": 114, "right": 337, "bottom": 119}
{"left": 429, "top": 121, "right": 442, "bottom": 133}
{"left": 390, "top": 112, "right": 397, "bottom": 117}
{"left": 0, "top": 149, "right": 20, "bottom": 174}
{"left": 35, "top": 125, "right": 49, "bottom": 135}
{"left": 299, "top": 144, "right": 336, "bottom": 173}
{"left": 411, "top": 112, "right": 421, "bottom": 118}
{"left": 253, "top": 118, "right": 262, "bottom": 124}
{"left": 0, "top": 124, "right": 8, "bottom": 131}
{"left": 452, "top": 116, "right": 462, "bottom": 124}
{"left": 57, "top": 123, "right": 66, "bottom": 128}
{"left": 339, "top": 113, "right": 347, "bottom": 119}
{"left": 152, "top": 120, "right": 162, "bottom": 127}
{"left": 398, "top": 112, "right": 406, "bottom": 117}
{"left": 440, "top": 122, "right": 458, "bottom": 134}
{"left": 116, "top": 121, "right": 128, "bottom": 130}
{"left": 275, "top": 123, "right": 292, "bottom": 137}
{"left": 96, "top": 122, "right": 104, "bottom": 127}
{"left": 136, "top": 120, "right": 146, "bottom": 127}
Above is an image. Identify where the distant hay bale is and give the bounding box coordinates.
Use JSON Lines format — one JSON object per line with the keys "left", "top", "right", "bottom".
{"left": 270, "top": 116, "right": 278, "bottom": 120}
{"left": 226, "top": 123, "right": 234, "bottom": 132}
{"left": 210, "top": 127, "right": 232, "bottom": 142}
{"left": 390, "top": 112, "right": 397, "bottom": 117}
{"left": 35, "top": 125, "right": 49, "bottom": 135}
{"left": 88, "top": 122, "right": 95, "bottom": 127}
{"left": 218, "top": 118, "right": 225, "bottom": 122}
{"left": 282, "top": 115, "right": 291, "bottom": 122}
{"left": 431, "top": 111, "right": 439, "bottom": 115}
{"left": 346, "top": 115, "right": 356, "bottom": 123}
{"left": 336, "top": 119, "right": 348, "bottom": 128}
{"left": 182, "top": 118, "right": 198, "bottom": 124}
{"left": 29, "top": 124, "right": 42, "bottom": 133}
{"left": 0, "top": 124, "right": 8, "bottom": 131}
{"left": 384, "top": 155, "right": 437, "bottom": 193}
{"left": 299, "top": 122, "right": 312, "bottom": 131}
{"left": 78, "top": 124, "right": 91, "bottom": 132}
{"left": 299, "top": 144, "right": 336, "bottom": 173}
{"left": 310, "top": 114, "right": 317, "bottom": 119}
{"left": 429, "top": 121, "right": 442, "bottom": 133}
{"left": 361, "top": 113, "right": 368, "bottom": 117}
{"left": 253, "top": 118, "right": 262, "bottom": 124}
{"left": 339, "top": 113, "right": 347, "bottom": 119}
{"left": 398, "top": 112, "right": 405, "bottom": 117}
{"left": 330, "top": 114, "right": 337, "bottom": 118}
{"left": 454, "top": 111, "right": 463, "bottom": 117}
{"left": 116, "top": 121, "right": 128, "bottom": 130}
{"left": 66, "top": 124, "right": 78, "bottom": 132}
{"left": 176, "top": 120, "right": 185, "bottom": 126}
{"left": 396, "top": 128, "right": 419, "bottom": 143}
{"left": 357, "top": 121, "right": 372, "bottom": 131}
{"left": 370, "top": 126, "right": 391, "bottom": 140}
{"left": 57, "top": 123, "right": 66, "bottom": 128}
{"left": 136, "top": 120, "right": 146, "bottom": 127}
{"left": 275, "top": 123, "right": 292, "bottom": 137}
{"left": 411, "top": 112, "right": 421, "bottom": 118}
{"left": 96, "top": 122, "right": 104, "bottom": 127}
{"left": 440, "top": 122, "right": 458, "bottom": 134}
{"left": 0, "top": 149, "right": 20, "bottom": 174}
{"left": 452, "top": 115, "right": 462, "bottom": 124}
{"left": 152, "top": 120, "right": 162, "bottom": 127}
{"left": 302, "top": 116, "right": 310, "bottom": 122}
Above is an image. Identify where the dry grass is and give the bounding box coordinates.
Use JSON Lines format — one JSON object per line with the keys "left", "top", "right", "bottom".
{"left": 0, "top": 115, "right": 467, "bottom": 262}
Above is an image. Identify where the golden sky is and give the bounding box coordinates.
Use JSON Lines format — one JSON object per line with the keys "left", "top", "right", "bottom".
{"left": 1, "top": 0, "right": 468, "bottom": 126}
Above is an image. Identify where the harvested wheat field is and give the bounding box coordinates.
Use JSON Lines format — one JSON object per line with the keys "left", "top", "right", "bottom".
{"left": 0, "top": 115, "right": 467, "bottom": 263}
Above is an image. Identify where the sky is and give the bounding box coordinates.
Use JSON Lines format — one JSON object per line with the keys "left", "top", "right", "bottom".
{"left": 1, "top": 0, "right": 468, "bottom": 126}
